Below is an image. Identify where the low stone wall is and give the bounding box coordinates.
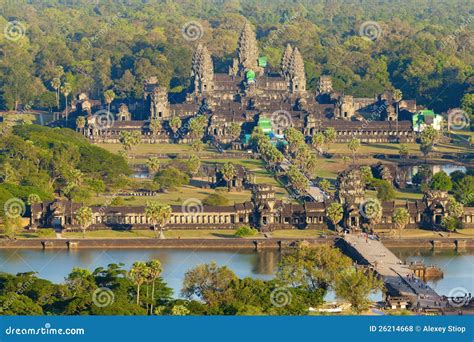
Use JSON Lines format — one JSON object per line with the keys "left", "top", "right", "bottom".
{"left": 0, "top": 237, "right": 331, "bottom": 250}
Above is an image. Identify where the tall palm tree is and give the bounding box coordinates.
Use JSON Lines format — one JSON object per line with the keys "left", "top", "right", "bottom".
{"left": 61, "top": 82, "right": 72, "bottom": 121}
{"left": 146, "top": 260, "right": 162, "bottom": 314}
{"left": 392, "top": 89, "right": 403, "bottom": 135}
{"left": 103, "top": 89, "right": 116, "bottom": 115}
{"left": 145, "top": 201, "right": 172, "bottom": 239}
{"left": 51, "top": 78, "right": 61, "bottom": 111}
{"left": 129, "top": 262, "right": 148, "bottom": 306}
{"left": 76, "top": 116, "right": 86, "bottom": 133}
{"left": 221, "top": 162, "right": 236, "bottom": 192}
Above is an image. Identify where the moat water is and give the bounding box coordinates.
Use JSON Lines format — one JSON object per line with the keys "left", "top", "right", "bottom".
{"left": 0, "top": 248, "right": 472, "bottom": 299}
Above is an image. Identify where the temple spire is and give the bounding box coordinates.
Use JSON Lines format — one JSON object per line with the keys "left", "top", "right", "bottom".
{"left": 192, "top": 44, "right": 214, "bottom": 96}
{"left": 288, "top": 47, "right": 306, "bottom": 94}
{"left": 237, "top": 21, "right": 260, "bottom": 75}
{"left": 280, "top": 43, "right": 293, "bottom": 79}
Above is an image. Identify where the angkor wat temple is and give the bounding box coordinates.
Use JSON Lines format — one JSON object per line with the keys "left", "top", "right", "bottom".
{"left": 30, "top": 169, "right": 474, "bottom": 233}
{"left": 76, "top": 22, "right": 418, "bottom": 146}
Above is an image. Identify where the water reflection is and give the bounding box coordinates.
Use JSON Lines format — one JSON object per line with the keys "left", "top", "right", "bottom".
{"left": 0, "top": 248, "right": 472, "bottom": 297}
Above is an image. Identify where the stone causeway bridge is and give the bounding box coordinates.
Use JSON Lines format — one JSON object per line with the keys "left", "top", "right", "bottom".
{"left": 337, "top": 233, "right": 445, "bottom": 310}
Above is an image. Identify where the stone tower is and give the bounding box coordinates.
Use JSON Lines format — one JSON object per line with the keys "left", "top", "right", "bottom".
{"left": 336, "top": 95, "right": 355, "bottom": 120}
{"left": 192, "top": 44, "right": 214, "bottom": 96}
{"left": 336, "top": 168, "right": 365, "bottom": 206}
{"left": 144, "top": 77, "right": 170, "bottom": 120}
{"left": 237, "top": 21, "right": 261, "bottom": 75}
{"left": 280, "top": 44, "right": 293, "bottom": 79}
{"left": 317, "top": 76, "right": 333, "bottom": 94}
{"left": 288, "top": 47, "right": 306, "bottom": 94}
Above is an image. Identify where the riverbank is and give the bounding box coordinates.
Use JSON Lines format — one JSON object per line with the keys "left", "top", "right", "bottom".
{"left": 1, "top": 236, "right": 473, "bottom": 250}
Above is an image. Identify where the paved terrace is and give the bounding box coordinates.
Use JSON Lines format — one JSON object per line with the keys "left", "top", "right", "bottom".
{"left": 342, "top": 233, "right": 445, "bottom": 309}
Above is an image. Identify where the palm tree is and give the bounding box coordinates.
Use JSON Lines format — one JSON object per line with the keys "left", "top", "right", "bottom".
{"left": 149, "top": 118, "right": 161, "bottom": 137}
{"left": 311, "top": 132, "right": 325, "bottom": 154}
{"left": 169, "top": 116, "right": 182, "bottom": 134}
{"left": 325, "top": 202, "right": 343, "bottom": 234}
{"left": 347, "top": 137, "right": 361, "bottom": 164}
{"left": 51, "top": 77, "right": 61, "bottom": 110}
{"left": 103, "top": 89, "right": 116, "bottom": 115}
{"left": 76, "top": 116, "right": 86, "bottom": 133}
{"left": 60, "top": 82, "right": 72, "bottom": 121}
{"left": 399, "top": 144, "right": 409, "bottom": 160}
{"left": 145, "top": 201, "right": 172, "bottom": 238}
{"left": 130, "top": 261, "right": 148, "bottom": 305}
{"left": 323, "top": 127, "right": 336, "bottom": 152}
{"left": 75, "top": 206, "right": 93, "bottom": 238}
{"left": 146, "top": 260, "right": 162, "bottom": 314}
{"left": 146, "top": 157, "right": 161, "bottom": 175}
{"left": 221, "top": 162, "right": 236, "bottom": 192}
{"left": 392, "top": 89, "right": 402, "bottom": 135}
{"left": 393, "top": 207, "right": 409, "bottom": 239}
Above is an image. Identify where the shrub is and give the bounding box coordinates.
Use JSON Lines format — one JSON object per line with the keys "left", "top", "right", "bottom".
{"left": 202, "top": 193, "right": 229, "bottom": 206}
{"left": 234, "top": 226, "right": 258, "bottom": 237}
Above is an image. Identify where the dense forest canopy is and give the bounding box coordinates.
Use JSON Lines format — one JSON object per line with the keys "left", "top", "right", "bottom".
{"left": 0, "top": 0, "right": 472, "bottom": 113}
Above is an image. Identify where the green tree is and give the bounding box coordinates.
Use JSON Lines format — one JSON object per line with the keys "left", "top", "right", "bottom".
{"left": 347, "top": 137, "right": 361, "bottom": 164}
{"left": 154, "top": 167, "right": 190, "bottom": 190}
{"left": 146, "top": 157, "right": 161, "bottom": 175}
{"left": 187, "top": 155, "right": 201, "bottom": 176}
{"left": 277, "top": 245, "right": 352, "bottom": 292}
{"left": 334, "top": 268, "right": 384, "bottom": 313}
{"left": 103, "top": 89, "right": 116, "bottom": 115}
{"left": 319, "top": 179, "right": 331, "bottom": 194}
{"left": 311, "top": 133, "right": 325, "bottom": 153}
{"left": 75, "top": 206, "right": 93, "bottom": 238}
{"left": 169, "top": 116, "right": 182, "bottom": 134}
{"left": 202, "top": 193, "right": 229, "bottom": 206}
{"left": 325, "top": 202, "right": 343, "bottom": 230}
{"left": 393, "top": 207, "right": 410, "bottom": 239}
{"left": 323, "top": 127, "right": 336, "bottom": 151}
{"left": 60, "top": 82, "right": 72, "bottom": 121}
{"left": 221, "top": 162, "right": 236, "bottom": 192}
{"left": 76, "top": 116, "right": 86, "bottom": 133}
{"left": 146, "top": 260, "right": 162, "bottom": 314}
{"left": 181, "top": 262, "right": 237, "bottom": 306}
{"left": 399, "top": 144, "right": 409, "bottom": 160}
{"left": 149, "top": 119, "right": 162, "bottom": 136}
{"left": 375, "top": 179, "right": 396, "bottom": 201}
{"left": 129, "top": 262, "right": 149, "bottom": 306}
{"left": 430, "top": 171, "right": 453, "bottom": 191}
{"left": 51, "top": 77, "right": 61, "bottom": 110}
{"left": 145, "top": 201, "right": 172, "bottom": 238}
{"left": 229, "top": 122, "right": 241, "bottom": 139}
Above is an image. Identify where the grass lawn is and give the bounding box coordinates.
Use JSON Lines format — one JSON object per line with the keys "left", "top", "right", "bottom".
{"left": 1, "top": 228, "right": 56, "bottom": 239}
{"left": 96, "top": 142, "right": 221, "bottom": 156}
{"left": 90, "top": 185, "right": 253, "bottom": 206}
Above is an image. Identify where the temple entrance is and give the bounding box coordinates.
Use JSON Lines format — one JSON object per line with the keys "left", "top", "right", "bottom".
{"left": 435, "top": 215, "right": 442, "bottom": 224}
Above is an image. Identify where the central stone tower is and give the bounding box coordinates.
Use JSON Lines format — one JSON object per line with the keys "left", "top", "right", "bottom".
{"left": 236, "top": 21, "right": 261, "bottom": 76}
